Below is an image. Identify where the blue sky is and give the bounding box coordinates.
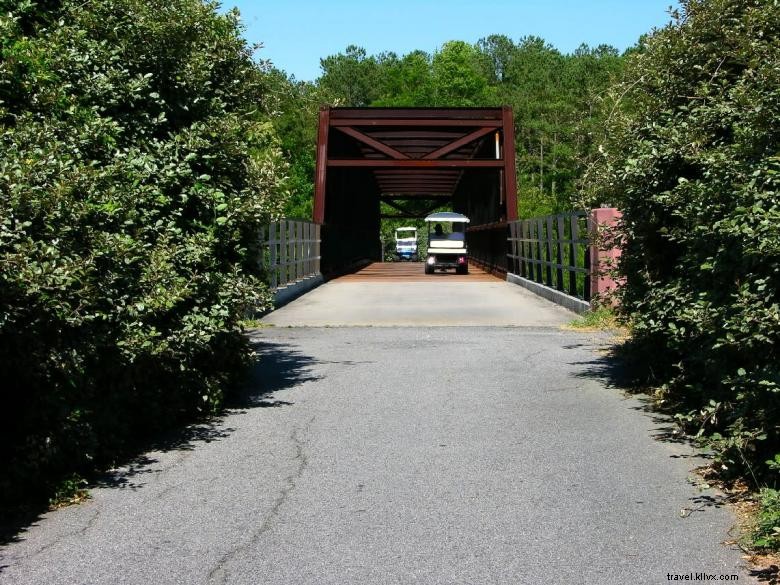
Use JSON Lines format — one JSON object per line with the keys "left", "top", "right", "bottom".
{"left": 226, "top": 1, "right": 681, "bottom": 81}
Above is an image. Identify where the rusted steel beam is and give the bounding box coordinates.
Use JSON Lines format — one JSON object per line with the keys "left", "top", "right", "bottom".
{"left": 378, "top": 140, "right": 461, "bottom": 148}
{"left": 422, "top": 127, "right": 495, "bottom": 160}
{"left": 502, "top": 106, "right": 519, "bottom": 221}
{"left": 376, "top": 179, "right": 458, "bottom": 184}
{"left": 377, "top": 178, "right": 457, "bottom": 184}
{"left": 374, "top": 169, "right": 461, "bottom": 176}
{"left": 379, "top": 185, "right": 452, "bottom": 195}
{"left": 466, "top": 221, "right": 509, "bottom": 232}
{"left": 381, "top": 188, "right": 455, "bottom": 192}
{"left": 335, "top": 126, "right": 410, "bottom": 160}
{"left": 380, "top": 194, "right": 452, "bottom": 200}
{"left": 381, "top": 213, "right": 424, "bottom": 219}
{"left": 329, "top": 108, "right": 503, "bottom": 120}
{"left": 360, "top": 153, "right": 410, "bottom": 159}
{"left": 330, "top": 119, "right": 503, "bottom": 128}
{"left": 379, "top": 188, "right": 456, "bottom": 192}
{"left": 368, "top": 131, "right": 465, "bottom": 139}
{"left": 313, "top": 107, "right": 329, "bottom": 223}
{"left": 388, "top": 147, "right": 456, "bottom": 155}
{"left": 378, "top": 183, "right": 457, "bottom": 188}
{"left": 381, "top": 192, "right": 452, "bottom": 196}
{"left": 328, "top": 159, "right": 504, "bottom": 168}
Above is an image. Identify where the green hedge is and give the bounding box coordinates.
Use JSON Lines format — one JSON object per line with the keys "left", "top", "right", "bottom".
{"left": 584, "top": 0, "right": 779, "bottom": 482}
{"left": 0, "top": 0, "right": 287, "bottom": 506}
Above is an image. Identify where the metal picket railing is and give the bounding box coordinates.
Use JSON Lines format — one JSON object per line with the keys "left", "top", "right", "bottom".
{"left": 507, "top": 211, "right": 591, "bottom": 301}
{"left": 258, "top": 220, "right": 321, "bottom": 290}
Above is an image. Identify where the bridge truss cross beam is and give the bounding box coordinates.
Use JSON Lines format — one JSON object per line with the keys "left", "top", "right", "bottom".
{"left": 313, "top": 107, "right": 519, "bottom": 274}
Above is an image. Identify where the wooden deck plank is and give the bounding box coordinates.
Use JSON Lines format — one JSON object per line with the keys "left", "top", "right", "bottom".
{"left": 334, "top": 262, "right": 500, "bottom": 282}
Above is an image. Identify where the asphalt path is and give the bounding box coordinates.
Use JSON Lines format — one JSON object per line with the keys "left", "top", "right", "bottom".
{"left": 0, "top": 275, "right": 755, "bottom": 584}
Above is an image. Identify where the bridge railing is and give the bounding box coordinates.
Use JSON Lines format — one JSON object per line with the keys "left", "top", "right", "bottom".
{"left": 508, "top": 211, "right": 592, "bottom": 301}
{"left": 258, "top": 220, "right": 321, "bottom": 291}
{"left": 507, "top": 208, "right": 623, "bottom": 309}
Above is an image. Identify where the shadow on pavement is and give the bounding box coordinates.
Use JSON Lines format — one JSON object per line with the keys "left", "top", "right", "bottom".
{"left": 0, "top": 339, "right": 320, "bottom": 551}
{"left": 564, "top": 337, "right": 734, "bottom": 513}
{"left": 750, "top": 565, "right": 779, "bottom": 584}
{"left": 566, "top": 338, "right": 692, "bottom": 445}
{"left": 229, "top": 339, "right": 321, "bottom": 409}
{"left": 95, "top": 340, "right": 321, "bottom": 491}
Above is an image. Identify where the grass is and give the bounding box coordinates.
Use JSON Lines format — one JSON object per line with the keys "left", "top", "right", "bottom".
{"left": 566, "top": 306, "right": 623, "bottom": 331}
{"left": 240, "top": 318, "right": 275, "bottom": 329}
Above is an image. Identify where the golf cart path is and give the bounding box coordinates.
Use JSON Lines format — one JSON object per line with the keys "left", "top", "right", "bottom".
{"left": 0, "top": 327, "right": 754, "bottom": 585}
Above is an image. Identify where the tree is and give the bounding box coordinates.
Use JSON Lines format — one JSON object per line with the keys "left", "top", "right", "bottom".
{"left": 319, "top": 45, "right": 379, "bottom": 106}
{"left": 431, "top": 41, "right": 492, "bottom": 106}
{"left": 266, "top": 69, "right": 323, "bottom": 219}
{"left": 477, "top": 34, "right": 516, "bottom": 84}
{"left": 373, "top": 50, "right": 434, "bottom": 107}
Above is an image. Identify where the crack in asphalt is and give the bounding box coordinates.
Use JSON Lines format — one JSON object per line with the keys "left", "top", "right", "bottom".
{"left": 15, "top": 506, "right": 102, "bottom": 564}
{"left": 207, "top": 415, "right": 315, "bottom": 585}
{"left": 148, "top": 479, "right": 187, "bottom": 503}
{"left": 78, "top": 508, "right": 101, "bottom": 536}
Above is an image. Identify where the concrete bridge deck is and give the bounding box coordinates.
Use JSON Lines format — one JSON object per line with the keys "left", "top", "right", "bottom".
{"left": 262, "top": 262, "right": 575, "bottom": 327}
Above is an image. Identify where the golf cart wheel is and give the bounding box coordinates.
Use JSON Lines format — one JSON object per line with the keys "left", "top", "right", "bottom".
{"left": 424, "top": 263, "right": 434, "bottom": 274}
{"left": 456, "top": 265, "right": 468, "bottom": 275}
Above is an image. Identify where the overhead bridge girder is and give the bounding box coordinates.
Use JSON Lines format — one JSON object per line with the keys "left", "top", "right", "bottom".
{"left": 314, "top": 107, "right": 518, "bottom": 274}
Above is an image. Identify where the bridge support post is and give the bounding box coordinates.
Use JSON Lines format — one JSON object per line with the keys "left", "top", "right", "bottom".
{"left": 588, "top": 208, "right": 623, "bottom": 303}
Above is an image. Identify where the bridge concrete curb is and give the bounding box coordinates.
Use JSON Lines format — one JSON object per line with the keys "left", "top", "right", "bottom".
{"left": 273, "top": 274, "right": 324, "bottom": 308}
{"left": 506, "top": 272, "right": 590, "bottom": 314}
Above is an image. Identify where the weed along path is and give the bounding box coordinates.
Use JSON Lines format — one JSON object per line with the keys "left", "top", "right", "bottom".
{"left": 0, "top": 289, "right": 755, "bottom": 583}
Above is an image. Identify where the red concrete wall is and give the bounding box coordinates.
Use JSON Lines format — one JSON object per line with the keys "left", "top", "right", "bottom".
{"left": 588, "top": 208, "right": 623, "bottom": 302}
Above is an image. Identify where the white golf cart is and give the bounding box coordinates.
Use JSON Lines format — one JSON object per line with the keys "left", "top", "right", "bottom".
{"left": 424, "top": 212, "right": 470, "bottom": 275}
{"left": 394, "top": 227, "right": 418, "bottom": 261}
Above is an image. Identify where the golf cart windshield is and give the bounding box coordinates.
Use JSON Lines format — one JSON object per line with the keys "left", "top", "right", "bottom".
{"left": 425, "top": 212, "right": 469, "bottom": 241}
{"left": 395, "top": 227, "right": 417, "bottom": 241}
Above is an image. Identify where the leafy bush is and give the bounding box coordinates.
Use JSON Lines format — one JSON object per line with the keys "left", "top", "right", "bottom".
{"left": 0, "top": 0, "right": 287, "bottom": 507}
{"left": 583, "top": 0, "right": 779, "bottom": 482}
{"left": 751, "top": 487, "right": 780, "bottom": 550}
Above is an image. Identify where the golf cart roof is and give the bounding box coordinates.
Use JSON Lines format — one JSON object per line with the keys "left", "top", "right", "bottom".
{"left": 424, "top": 212, "right": 470, "bottom": 223}
{"left": 395, "top": 227, "right": 417, "bottom": 232}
